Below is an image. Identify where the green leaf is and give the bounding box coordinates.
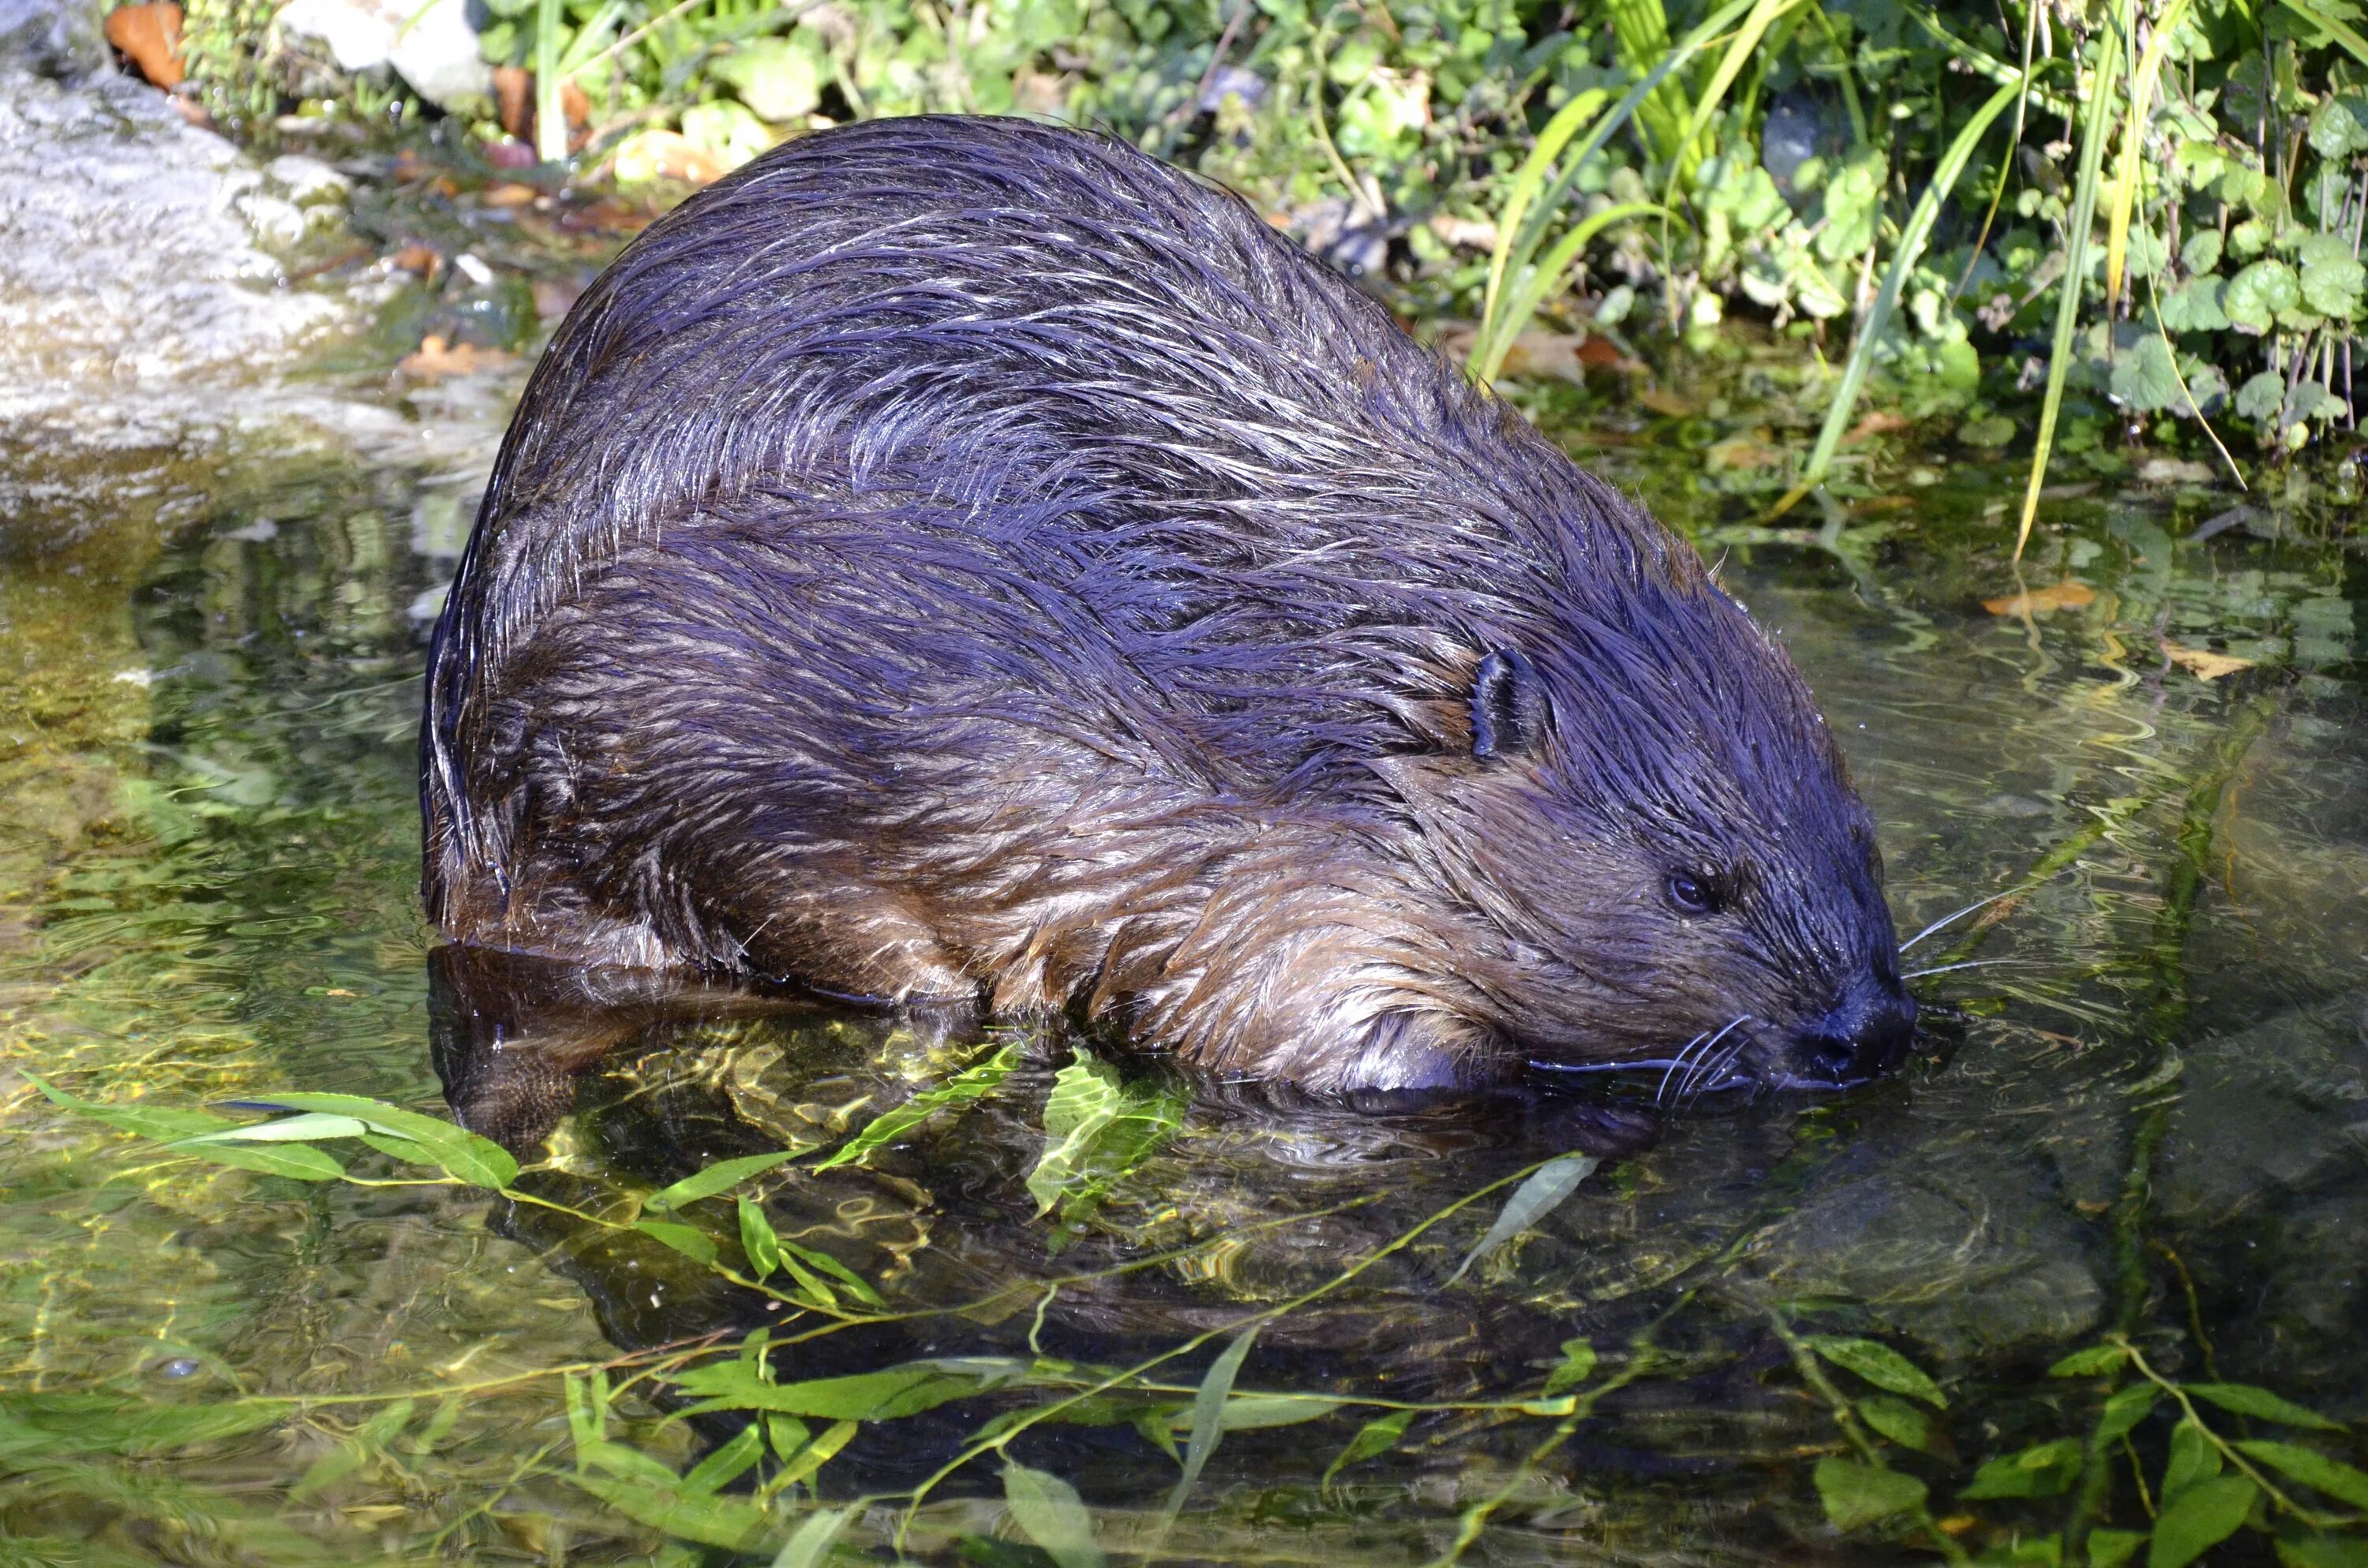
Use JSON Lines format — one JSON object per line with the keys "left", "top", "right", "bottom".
{"left": 1445, "top": 1154, "right": 1597, "bottom": 1285}
{"left": 564, "top": 1370, "right": 609, "bottom": 1461}
{"left": 2050, "top": 1345, "right": 2132, "bottom": 1378}
{"left": 777, "top": 1241, "right": 884, "bottom": 1308}
{"left": 1321, "top": 1409, "right": 1414, "bottom": 1488}
{"left": 2236, "top": 1442, "right": 2368, "bottom": 1508}
{"left": 2299, "top": 236, "right": 2366, "bottom": 320}
{"left": 1166, "top": 1327, "right": 1256, "bottom": 1517}
{"left": 2111, "top": 335, "right": 2186, "bottom": 412}
{"left": 1814, "top": 1456, "right": 1928, "bottom": 1530}
{"left": 635, "top": 1220, "right": 719, "bottom": 1266}
{"left": 166, "top": 1112, "right": 369, "bottom": 1145}
{"left": 711, "top": 32, "right": 825, "bottom": 123}
{"left": 2279, "top": 1533, "right": 2368, "bottom": 1568}
{"left": 740, "top": 1199, "right": 781, "bottom": 1280}
{"left": 1859, "top": 1395, "right": 1943, "bottom": 1455}
{"left": 681, "top": 1425, "right": 764, "bottom": 1496}
{"left": 2236, "top": 371, "right": 2288, "bottom": 423}
{"left": 1804, "top": 1337, "right": 1946, "bottom": 1409}
{"left": 2099, "top": 1384, "right": 2160, "bottom": 1443}
{"left": 1205, "top": 1394, "right": 1345, "bottom": 1431}
{"left": 2225, "top": 260, "right": 2302, "bottom": 334}
{"left": 774, "top": 1420, "right": 857, "bottom": 1488}
{"left": 770, "top": 1506, "right": 852, "bottom": 1568}
{"left": 2309, "top": 93, "right": 2368, "bottom": 156}
{"left": 2163, "top": 1419, "right": 2224, "bottom": 1500}
{"left": 570, "top": 1473, "right": 769, "bottom": 1549}
{"left": 812, "top": 1042, "right": 1020, "bottom": 1171}
{"left": 24, "top": 1075, "right": 350, "bottom": 1181}
{"left": 1028, "top": 1056, "right": 1126, "bottom": 1215}
{"left": 2093, "top": 1529, "right": 2149, "bottom": 1568}
{"left": 2148, "top": 1475, "right": 2258, "bottom": 1568}
{"left": 2188, "top": 1383, "right": 2344, "bottom": 1431}
{"left": 1002, "top": 1463, "right": 1104, "bottom": 1568}
{"left": 670, "top": 1360, "right": 986, "bottom": 1420}
{"left": 1960, "top": 1439, "right": 2083, "bottom": 1499}
{"left": 2181, "top": 230, "right": 2224, "bottom": 275}
{"left": 227, "top": 1093, "right": 518, "bottom": 1188}
{"left": 647, "top": 1151, "right": 800, "bottom": 1213}
{"left": 1543, "top": 1338, "right": 1598, "bottom": 1397}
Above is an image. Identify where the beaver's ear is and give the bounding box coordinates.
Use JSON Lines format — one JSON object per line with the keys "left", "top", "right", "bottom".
{"left": 1471, "top": 648, "right": 1545, "bottom": 760}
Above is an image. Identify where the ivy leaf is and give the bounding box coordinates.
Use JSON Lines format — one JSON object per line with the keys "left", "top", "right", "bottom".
{"left": 2224, "top": 260, "right": 2302, "bottom": 334}
{"left": 2186, "top": 1383, "right": 2343, "bottom": 1431}
{"left": 2297, "top": 234, "right": 2366, "bottom": 320}
{"left": 2148, "top": 1475, "right": 2258, "bottom": 1568}
{"left": 2180, "top": 229, "right": 2224, "bottom": 275}
{"left": 1321, "top": 1409, "right": 1414, "bottom": 1488}
{"left": 2111, "top": 336, "right": 2186, "bottom": 412}
{"left": 1960, "top": 1438, "right": 2082, "bottom": 1499}
{"left": 2158, "top": 278, "right": 2229, "bottom": 334}
{"left": 1002, "top": 1464, "right": 1104, "bottom": 1568}
{"left": 1446, "top": 1154, "right": 1598, "bottom": 1285}
{"left": 2235, "top": 1442, "right": 2368, "bottom": 1508}
{"left": 2309, "top": 94, "right": 2368, "bottom": 157}
{"left": 1813, "top": 1456, "right": 1928, "bottom": 1529}
{"left": 1803, "top": 1337, "right": 1946, "bottom": 1409}
{"left": 2236, "top": 371, "right": 2288, "bottom": 423}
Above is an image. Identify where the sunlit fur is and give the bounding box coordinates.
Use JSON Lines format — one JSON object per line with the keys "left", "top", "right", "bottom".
{"left": 421, "top": 115, "right": 1907, "bottom": 1094}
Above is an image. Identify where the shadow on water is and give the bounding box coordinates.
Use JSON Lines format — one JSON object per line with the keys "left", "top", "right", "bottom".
{"left": 3, "top": 379, "right": 2366, "bottom": 1562}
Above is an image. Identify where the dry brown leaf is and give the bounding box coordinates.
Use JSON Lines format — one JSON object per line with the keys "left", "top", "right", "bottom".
{"left": 398, "top": 334, "right": 513, "bottom": 380}
{"left": 1426, "top": 213, "right": 1498, "bottom": 250}
{"left": 612, "top": 129, "right": 727, "bottom": 188}
{"left": 1982, "top": 580, "right": 2097, "bottom": 617}
{"left": 2160, "top": 639, "right": 2256, "bottom": 679}
{"left": 105, "top": 2, "right": 185, "bottom": 88}
{"left": 485, "top": 182, "right": 540, "bottom": 208}
{"left": 389, "top": 244, "right": 442, "bottom": 279}
{"left": 1705, "top": 432, "right": 1785, "bottom": 471}
{"left": 1845, "top": 410, "right": 1914, "bottom": 444}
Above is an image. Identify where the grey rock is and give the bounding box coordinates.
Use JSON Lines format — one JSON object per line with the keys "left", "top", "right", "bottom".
{"left": 274, "top": 0, "right": 493, "bottom": 112}
{"left": 0, "top": 0, "right": 106, "bottom": 78}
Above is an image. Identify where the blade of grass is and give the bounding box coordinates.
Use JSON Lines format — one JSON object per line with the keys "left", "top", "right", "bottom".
{"left": 1472, "top": 0, "right": 1763, "bottom": 377}
{"left": 2104, "top": 0, "right": 2195, "bottom": 305}
{"left": 2015, "top": 3, "right": 2127, "bottom": 562}
{"left": 1774, "top": 73, "right": 2027, "bottom": 513}
{"left": 534, "top": 0, "right": 566, "bottom": 163}
{"left": 1478, "top": 203, "right": 1680, "bottom": 381}
{"left": 1481, "top": 87, "right": 1612, "bottom": 335}
{"left": 1664, "top": 0, "right": 1806, "bottom": 198}
{"left": 1950, "top": 0, "right": 2044, "bottom": 305}
{"left": 2277, "top": 0, "right": 2368, "bottom": 69}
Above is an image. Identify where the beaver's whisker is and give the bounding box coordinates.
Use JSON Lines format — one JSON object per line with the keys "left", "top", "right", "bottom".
{"left": 1902, "top": 958, "right": 2033, "bottom": 980}
{"left": 1674, "top": 1014, "right": 1752, "bottom": 1108}
{"left": 1898, "top": 885, "right": 2028, "bottom": 952}
{"left": 1680, "top": 1036, "right": 1753, "bottom": 1109}
{"left": 1655, "top": 1031, "right": 1714, "bottom": 1110}
{"left": 1527, "top": 1058, "right": 1690, "bottom": 1075}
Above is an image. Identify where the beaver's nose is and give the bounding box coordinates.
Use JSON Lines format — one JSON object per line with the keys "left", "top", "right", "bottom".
{"left": 1789, "top": 983, "right": 1917, "bottom": 1085}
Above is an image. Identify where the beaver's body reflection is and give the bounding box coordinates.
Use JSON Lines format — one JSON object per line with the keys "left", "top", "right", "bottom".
{"left": 429, "top": 945, "right": 1673, "bottom": 1493}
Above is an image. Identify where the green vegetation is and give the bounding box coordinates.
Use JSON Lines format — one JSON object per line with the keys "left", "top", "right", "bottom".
{"left": 185, "top": 0, "right": 2368, "bottom": 537}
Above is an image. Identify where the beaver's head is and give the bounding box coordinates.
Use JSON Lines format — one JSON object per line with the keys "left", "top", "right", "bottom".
{"left": 1369, "top": 513, "right": 1913, "bottom": 1101}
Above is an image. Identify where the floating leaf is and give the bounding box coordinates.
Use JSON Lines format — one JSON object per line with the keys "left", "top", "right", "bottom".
{"left": 1002, "top": 1463, "right": 1105, "bottom": 1568}
{"left": 224, "top": 1092, "right": 518, "bottom": 1188}
{"left": 2161, "top": 640, "right": 2257, "bottom": 680}
{"left": 1543, "top": 1338, "right": 1598, "bottom": 1397}
{"left": 1804, "top": 1337, "right": 1946, "bottom": 1409}
{"left": 1859, "top": 1395, "right": 1943, "bottom": 1455}
{"left": 671, "top": 1360, "right": 987, "bottom": 1420}
{"left": 1446, "top": 1154, "right": 1597, "bottom": 1285}
{"left": 2149, "top": 1475, "right": 2258, "bottom": 1568}
{"left": 1814, "top": 1456, "right": 1928, "bottom": 1529}
{"left": 770, "top": 1506, "right": 852, "bottom": 1568}
{"left": 1960, "top": 1439, "right": 2082, "bottom": 1499}
{"left": 2050, "top": 1345, "right": 2131, "bottom": 1378}
{"left": 2187, "top": 1383, "right": 2343, "bottom": 1431}
{"left": 1167, "top": 1327, "right": 1256, "bottom": 1517}
{"left": 681, "top": 1424, "right": 764, "bottom": 1495}
{"left": 812, "top": 1042, "right": 1020, "bottom": 1170}
{"left": 1321, "top": 1409, "right": 1414, "bottom": 1488}
{"left": 740, "top": 1199, "right": 782, "bottom": 1280}
{"left": 1983, "top": 580, "right": 2097, "bottom": 617}
{"left": 2163, "top": 1419, "right": 2224, "bottom": 1499}
{"left": 635, "top": 1220, "right": 719, "bottom": 1266}
{"left": 2235, "top": 1442, "right": 2368, "bottom": 1509}
{"left": 571, "top": 1473, "right": 769, "bottom": 1549}
{"left": 647, "top": 1151, "right": 800, "bottom": 1213}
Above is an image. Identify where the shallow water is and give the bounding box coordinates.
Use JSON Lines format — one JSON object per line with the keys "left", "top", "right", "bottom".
{"left": 3, "top": 350, "right": 2365, "bottom": 1565}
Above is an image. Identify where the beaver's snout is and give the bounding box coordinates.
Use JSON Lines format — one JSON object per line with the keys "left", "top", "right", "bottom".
{"left": 1786, "top": 979, "right": 1918, "bottom": 1086}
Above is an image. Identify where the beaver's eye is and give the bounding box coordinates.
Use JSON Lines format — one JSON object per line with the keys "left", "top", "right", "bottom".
{"left": 1665, "top": 869, "right": 1721, "bottom": 916}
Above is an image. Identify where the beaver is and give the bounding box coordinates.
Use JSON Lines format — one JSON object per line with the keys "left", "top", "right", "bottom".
{"left": 420, "top": 114, "right": 1916, "bottom": 1097}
